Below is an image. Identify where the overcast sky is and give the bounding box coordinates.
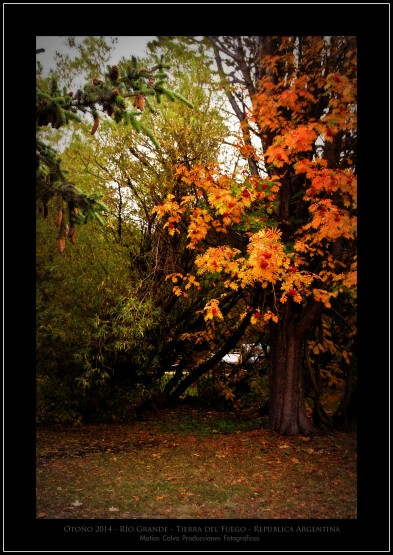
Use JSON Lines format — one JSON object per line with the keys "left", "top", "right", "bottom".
{"left": 36, "top": 36, "right": 156, "bottom": 74}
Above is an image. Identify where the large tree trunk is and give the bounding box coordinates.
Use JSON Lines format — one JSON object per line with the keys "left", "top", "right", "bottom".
{"left": 269, "top": 300, "right": 323, "bottom": 435}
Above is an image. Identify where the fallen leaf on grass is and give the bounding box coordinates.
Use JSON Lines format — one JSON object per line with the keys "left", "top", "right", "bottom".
{"left": 70, "top": 500, "right": 82, "bottom": 507}
{"left": 231, "top": 478, "right": 245, "bottom": 485}
{"left": 291, "top": 457, "right": 301, "bottom": 464}
{"left": 108, "top": 507, "right": 119, "bottom": 512}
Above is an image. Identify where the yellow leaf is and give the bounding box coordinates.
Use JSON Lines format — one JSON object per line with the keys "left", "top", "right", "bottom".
{"left": 172, "top": 286, "right": 183, "bottom": 297}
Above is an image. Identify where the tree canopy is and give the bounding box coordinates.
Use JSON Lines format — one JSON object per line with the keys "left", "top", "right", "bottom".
{"left": 36, "top": 36, "right": 358, "bottom": 436}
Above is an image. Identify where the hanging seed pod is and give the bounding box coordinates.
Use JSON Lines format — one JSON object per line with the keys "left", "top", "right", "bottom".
{"left": 55, "top": 210, "right": 63, "bottom": 227}
{"left": 111, "top": 65, "right": 119, "bottom": 80}
{"left": 112, "top": 88, "right": 120, "bottom": 97}
{"left": 68, "top": 226, "right": 76, "bottom": 243}
{"left": 91, "top": 116, "right": 99, "bottom": 135}
{"left": 134, "top": 94, "right": 145, "bottom": 111}
{"left": 74, "top": 207, "right": 79, "bottom": 216}
{"left": 60, "top": 220, "right": 69, "bottom": 239}
{"left": 58, "top": 238, "right": 65, "bottom": 254}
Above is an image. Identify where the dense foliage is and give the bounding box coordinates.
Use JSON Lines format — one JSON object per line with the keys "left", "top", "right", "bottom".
{"left": 36, "top": 36, "right": 357, "bottom": 435}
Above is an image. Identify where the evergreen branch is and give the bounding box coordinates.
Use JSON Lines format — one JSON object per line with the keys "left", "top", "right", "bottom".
{"left": 139, "top": 123, "right": 160, "bottom": 150}
{"left": 171, "top": 90, "right": 195, "bottom": 109}
{"left": 36, "top": 53, "right": 193, "bottom": 238}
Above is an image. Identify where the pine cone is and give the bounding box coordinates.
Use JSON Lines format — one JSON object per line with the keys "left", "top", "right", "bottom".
{"left": 69, "top": 227, "right": 76, "bottom": 243}
{"left": 147, "top": 77, "right": 155, "bottom": 89}
{"left": 55, "top": 210, "right": 63, "bottom": 227}
{"left": 133, "top": 94, "right": 145, "bottom": 111}
{"left": 58, "top": 238, "right": 65, "bottom": 254}
{"left": 60, "top": 221, "right": 69, "bottom": 239}
{"left": 91, "top": 116, "right": 100, "bottom": 135}
{"left": 111, "top": 65, "right": 119, "bottom": 80}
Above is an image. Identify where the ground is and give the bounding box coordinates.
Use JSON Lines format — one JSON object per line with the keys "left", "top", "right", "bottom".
{"left": 36, "top": 404, "right": 357, "bottom": 519}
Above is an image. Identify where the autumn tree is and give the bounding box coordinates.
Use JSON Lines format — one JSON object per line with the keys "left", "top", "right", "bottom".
{"left": 152, "top": 36, "right": 357, "bottom": 435}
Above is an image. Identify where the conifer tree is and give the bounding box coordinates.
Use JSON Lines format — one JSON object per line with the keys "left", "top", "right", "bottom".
{"left": 36, "top": 48, "right": 194, "bottom": 252}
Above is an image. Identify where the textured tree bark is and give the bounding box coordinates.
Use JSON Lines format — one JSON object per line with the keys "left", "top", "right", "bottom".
{"left": 269, "top": 300, "right": 323, "bottom": 435}
{"left": 305, "top": 334, "right": 333, "bottom": 429}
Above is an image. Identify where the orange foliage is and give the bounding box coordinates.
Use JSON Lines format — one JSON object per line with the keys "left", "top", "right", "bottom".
{"left": 153, "top": 37, "right": 357, "bottom": 324}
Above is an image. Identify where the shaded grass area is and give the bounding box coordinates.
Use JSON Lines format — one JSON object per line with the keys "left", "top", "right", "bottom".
{"left": 36, "top": 405, "right": 357, "bottom": 519}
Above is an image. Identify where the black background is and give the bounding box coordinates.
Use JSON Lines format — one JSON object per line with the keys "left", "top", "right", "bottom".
{"left": 3, "top": 2, "right": 390, "bottom": 551}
